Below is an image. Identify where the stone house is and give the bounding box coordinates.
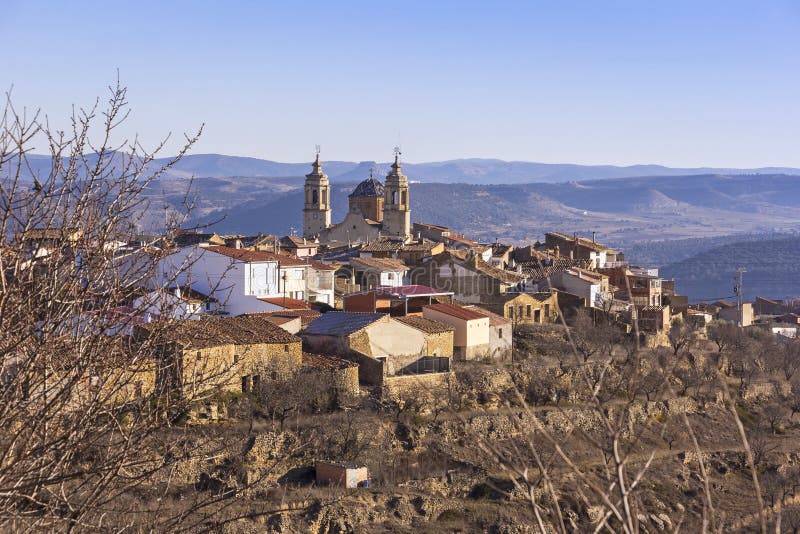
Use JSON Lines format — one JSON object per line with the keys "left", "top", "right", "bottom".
{"left": 301, "top": 352, "right": 360, "bottom": 396}
{"left": 544, "top": 232, "right": 623, "bottom": 269}
{"left": 395, "top": 315, "right": 455, "bottom": 358}
{"left": 398, "top": 240, "right": 445, "bottom": 265}
{"left": 359, "top": 237, "right": 406, "bottom": 259}
{"left": 303, "top": 312, "right": 451, "bottom": 386}
{"left": 484, "top": 291, "right": 559, "bottom": 325}
{"left": 414, "top": 250, "right": 526, "bottom": 305}
{"left": 136, "top": 315, "right": 302, "bottom": 397}
{"left": 422, "top": 303, "right": 491, "bottom": 360}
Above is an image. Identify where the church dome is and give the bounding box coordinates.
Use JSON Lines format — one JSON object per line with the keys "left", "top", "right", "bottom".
{"left": 349, "top": 176, "right": 384, "bottom": 198}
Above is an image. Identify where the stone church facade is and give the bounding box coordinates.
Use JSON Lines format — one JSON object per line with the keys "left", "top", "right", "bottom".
{"left": 303, "top": 153, "right": 412, "bottom": 244}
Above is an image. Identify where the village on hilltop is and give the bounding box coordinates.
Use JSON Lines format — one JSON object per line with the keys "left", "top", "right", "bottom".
{"left": 12, "top": 152, "right": 800, "bottom": 491}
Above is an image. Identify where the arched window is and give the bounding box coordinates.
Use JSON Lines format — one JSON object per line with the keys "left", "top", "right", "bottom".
{"left": 401, "top": 191, "right": 407, "bottom": 206}
{"left": 312, "top": 189, "right": 318, "bottom": 204}
{"left": 391, "top": 191, "right": 398, "bottom": 204}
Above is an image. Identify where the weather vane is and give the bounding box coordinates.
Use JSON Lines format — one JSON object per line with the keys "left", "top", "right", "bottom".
{"left": 315, "top": 144, "right": 321, "bottom": 156}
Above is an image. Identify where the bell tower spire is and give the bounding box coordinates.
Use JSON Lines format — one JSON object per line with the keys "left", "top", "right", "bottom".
{"left": 303, "top": 146, "right": 331, "bottom": 239}
{"left": 382, "top": 147, "right": 411, "bottom": 240}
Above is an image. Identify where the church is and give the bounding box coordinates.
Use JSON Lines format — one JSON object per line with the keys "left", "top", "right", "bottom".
{"left": 303, "top": 151, "right": 411, "bottom": 244}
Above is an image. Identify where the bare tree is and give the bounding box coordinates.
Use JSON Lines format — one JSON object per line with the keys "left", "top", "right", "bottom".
{"left": 0, "top": 82, "right": 282, "bottom": 531}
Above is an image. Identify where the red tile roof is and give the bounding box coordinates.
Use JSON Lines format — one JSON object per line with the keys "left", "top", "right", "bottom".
{"left": 254, "top": 309, "right": 322, "bottom": 327}
{"left": 203, "top": 245, "right": 334, "bottom": 269}
{"left": 463, "top": 305, "right": 511, "bottom": 326}
{"left": 350, "top": 257, "right": 409, "bottom": 272}
{"left": 424, "top": 303, "right": 488, "bottom": 321}
{"left": 258, "top": 297, "right": 311, "bottom": 310}
{"left": 396, "top": 315, "right": 455, "bottom": 334}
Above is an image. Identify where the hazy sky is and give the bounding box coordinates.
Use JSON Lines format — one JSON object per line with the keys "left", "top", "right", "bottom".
{"left": 2, "top": 1, "right": 799, "bottom": 167}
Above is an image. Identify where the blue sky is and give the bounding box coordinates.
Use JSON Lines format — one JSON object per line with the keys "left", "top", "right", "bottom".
{"left": 2, "top": 1, "right": 799, "bottom": 166}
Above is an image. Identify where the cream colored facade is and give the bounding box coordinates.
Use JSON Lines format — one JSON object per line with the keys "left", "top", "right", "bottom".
{"left": 422, "top": 307, "right": 490, "bottom": 360}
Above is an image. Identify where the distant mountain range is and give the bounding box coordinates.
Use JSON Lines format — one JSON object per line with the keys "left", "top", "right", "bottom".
{"left": 8, "top": 152, "right": 800, "bottom": 184}
{"left": 181, "top": 173, "right": 800, "bottom": 245}
{"left": 660, "top": 237, "right": 800, "bottom": 303}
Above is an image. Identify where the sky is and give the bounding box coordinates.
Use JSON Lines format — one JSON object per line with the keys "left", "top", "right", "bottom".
{"left": 2, "top": 1, "right": 799, "bottom": 167}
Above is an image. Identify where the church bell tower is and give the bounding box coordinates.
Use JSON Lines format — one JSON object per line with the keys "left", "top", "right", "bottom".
{"left": 382, "top": 148, "right": 411, "bottom": 240}
{"left": 303, "top": 149, "right": 331, "bottom": 239}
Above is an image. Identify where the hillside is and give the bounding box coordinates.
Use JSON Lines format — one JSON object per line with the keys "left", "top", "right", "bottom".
{"left": 8, "top": 152, "right": 800, "bottom": 184}
{"left": 661, "top": 237, "right": 800, "bottom": 302}
{"left": 184, "top": 174, "right": 800, "bottom": 245}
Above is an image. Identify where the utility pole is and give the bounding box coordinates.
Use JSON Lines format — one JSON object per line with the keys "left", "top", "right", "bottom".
{"left": 735, "top": 268, "right": 747, "bottom": 328}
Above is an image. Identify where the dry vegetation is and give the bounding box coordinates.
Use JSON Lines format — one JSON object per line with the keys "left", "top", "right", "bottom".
{"left": 3, "top": 85, "right": 800, "bottom": 532}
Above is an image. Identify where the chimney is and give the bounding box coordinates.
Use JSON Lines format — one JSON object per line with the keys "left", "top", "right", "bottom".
{"left": 592, "top": 231, "right": 596, "bottom": 243}
{"left": 174, "top": 286, "right": 182, "bottom": 299}
{"left": 303, "top": 237, "right": 307, "bottom": 245}
{"left": 234, "top": 239, "right": 242, "bottom": 249}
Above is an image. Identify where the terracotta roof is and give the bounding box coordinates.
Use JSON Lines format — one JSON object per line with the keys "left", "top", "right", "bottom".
{"left": 280, "top": 235, "right": 316, "bottom": 248}
{"left": 402, "top": 240, "right": 439, "bottom": 252}
{"left": 203, "top": 245, "right": 316, "bottom": 267}
{"left": 302, "top": 352, "right": 358, "bottom": 370}
{"left": 263, "top": 315, "right": 299, "bottom": 327}
{"left": 361, "top": 237, "right": 406, "bottom": 253}
{"left": 445, "top": 234, "right": 480, "bottom": 247}
{"left": 518, "top": 257, "right": 589, "bottom": 281}
{"left": 305, "top": 312, "right": 386, "bottom": 336}
{"left": 396, "top": 315, "right": 455, "bottom": 334}
{"left": 546, "top": 232, "right": 616, "bottom": 253}
{"left": 491, "top": 244, "right": 513, "bottom": 256}
{"left": 258, "top": 297, "right": 311, "bottom": 310}
{"left": 473, "top": 258, "right": 525, "bottom": 284}
{"left": 254, "top": 309, "right": 322, "bottom": 327}
{"left": 463, "top": 305, "right": 512, "bottom": 326}
{"left": 349, "top": 176, "right": 384, "bottom": 197}
{"left": 138, "top": 315, "right": 300, "bottom": 349}
{"left": 350, "top": 257, "right": 409, "bottom": 272}
{"left": 424, "top": 303, "right": 488, "bottom": 321}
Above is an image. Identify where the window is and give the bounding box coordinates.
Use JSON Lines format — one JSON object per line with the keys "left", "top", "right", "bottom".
{"left": 498, "top": 328, "right": 503, "bottom": 339}
{"left": 284, "top": 344, "right": 289, "bottom": 352}
{"left": 508, "top": 307, "right": 514, "bottom": 318}
{"left": 312, "top": 189, "right": 318, "bottom": 204}
{"left": 241, "top": 376, "right": 250, "bottom": 393}
{"left": 526, "top": 305, "right": 532, "bottom": 318}
{"left": 401, "top": 191, "right": 407, "bottom": 205}
{"left": 252, "top": 375, "right": 260, "bottom": 389}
